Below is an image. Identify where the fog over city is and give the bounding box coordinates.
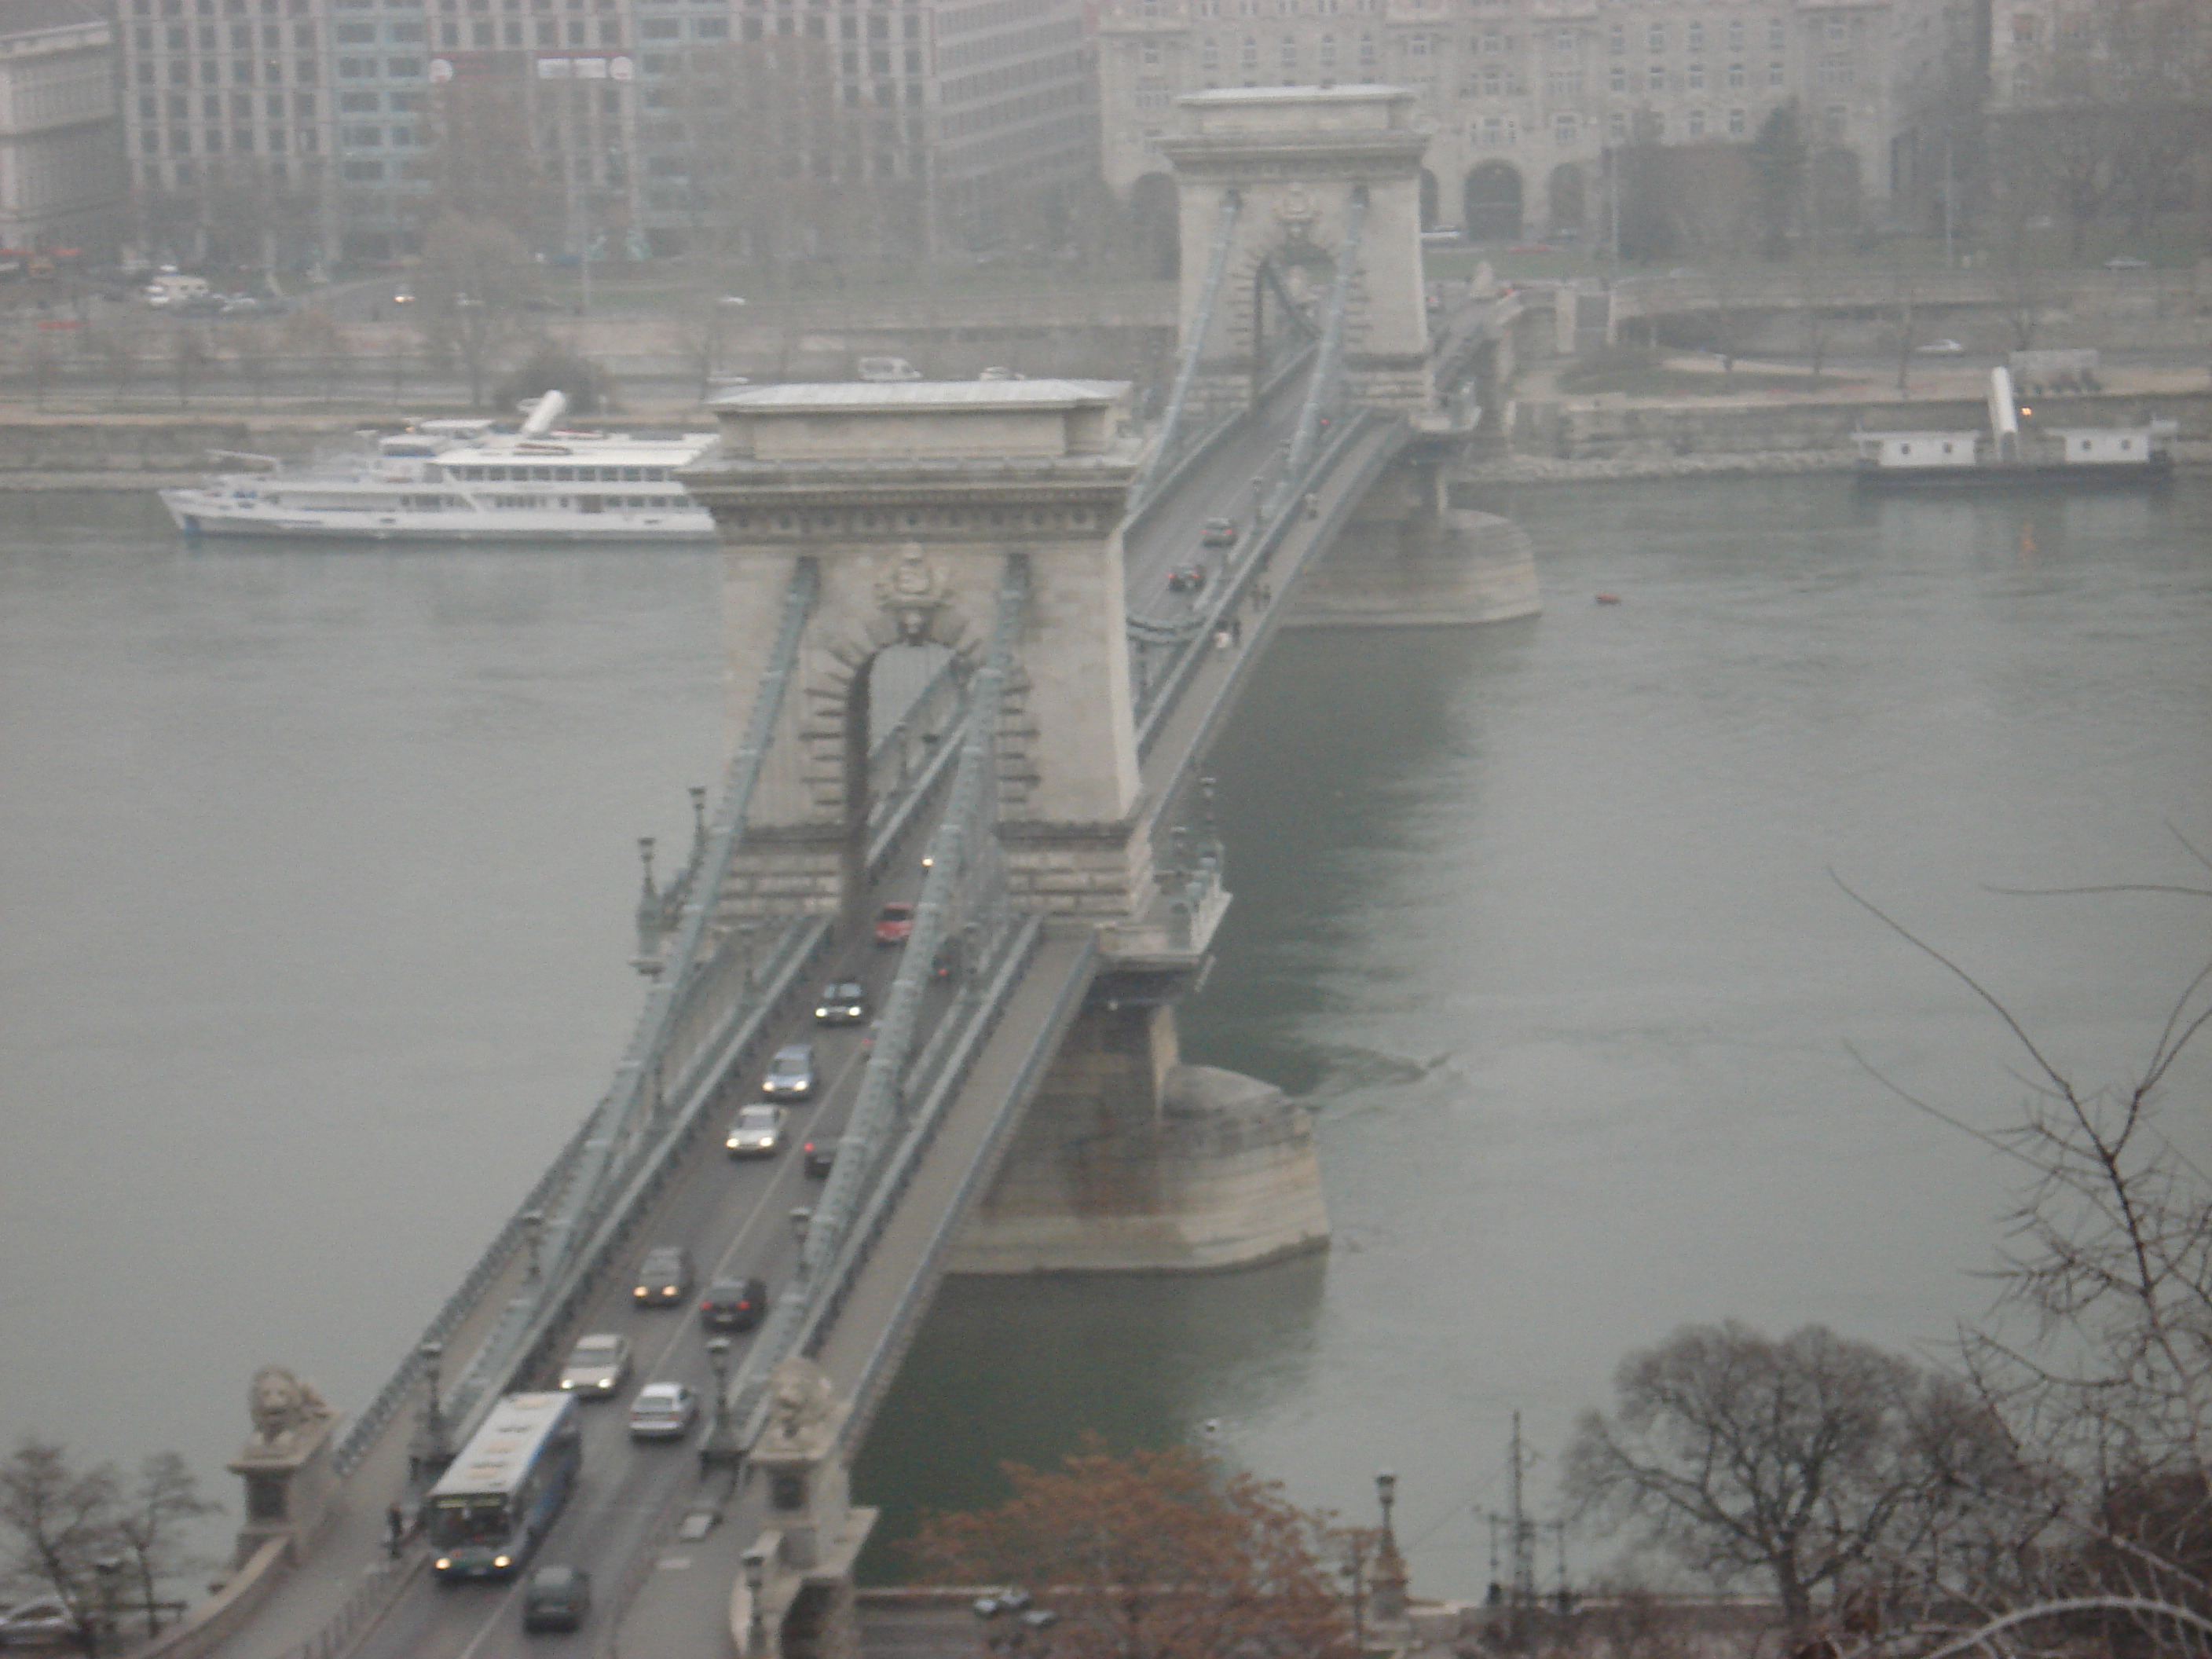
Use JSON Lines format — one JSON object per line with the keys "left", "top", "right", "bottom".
{"left": 0, "top": 0, "right": 2208, "bottom": 1655}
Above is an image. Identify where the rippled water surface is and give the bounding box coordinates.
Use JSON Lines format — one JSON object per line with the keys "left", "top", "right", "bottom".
{"left": 2, "top": 481, "right": 2207, "bottom": 1597}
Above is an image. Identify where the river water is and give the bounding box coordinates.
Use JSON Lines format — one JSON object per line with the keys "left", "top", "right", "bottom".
{"left": 2, "top": 480, "right": 2207, "bottom": 1599}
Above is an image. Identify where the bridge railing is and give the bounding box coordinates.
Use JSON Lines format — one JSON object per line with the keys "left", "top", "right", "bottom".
{"left": 1130, "top": 192, "right": 1242, "bottom": 515}
{"left": 830, "top": 918, "right": 1097, "bottom": 1449}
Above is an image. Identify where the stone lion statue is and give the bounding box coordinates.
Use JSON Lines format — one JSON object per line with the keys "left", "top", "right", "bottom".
{"left": 764, "top": 1358, "right": 834, "bottom": 1448}
{"left": 249, "top": 1364, "right": 331, "bottom": 1445}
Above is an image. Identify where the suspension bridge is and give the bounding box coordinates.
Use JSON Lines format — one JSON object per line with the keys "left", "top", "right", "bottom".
{"left": 156, "top": 84, "right": 1540, "bottom": 1659}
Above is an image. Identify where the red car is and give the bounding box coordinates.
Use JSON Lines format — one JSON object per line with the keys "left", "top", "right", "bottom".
{"left": 874, "top": 901, "right": 914, "bottom": 945}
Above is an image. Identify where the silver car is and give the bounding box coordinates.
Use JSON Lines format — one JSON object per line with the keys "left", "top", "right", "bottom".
{"left": 627, "top": 1382, "right": 698, "bottom": 1440}
{"left": 558, "top": 1332, "right": 632, "bottom": 1397}
{"left": 726, "top": 1104, "right": 787, "bottom": 1158}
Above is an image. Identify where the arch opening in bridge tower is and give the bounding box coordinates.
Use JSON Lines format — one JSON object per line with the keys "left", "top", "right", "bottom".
{"left": 834, "top": 633, "right": 961, "bottom": 917}
{"left": 1418, "top": 167, "right": 1441, "bottom": 231}
{"left": 1463, "top": 161, "right": 1523, "bottom": 243}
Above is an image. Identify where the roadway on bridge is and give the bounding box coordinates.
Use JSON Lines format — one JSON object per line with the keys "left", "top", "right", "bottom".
{"left": 242, "top": 368, "right": 1328, "bottom": 1659}
{"left": 330, "top": 913, "right": 962, "bottom": 1659}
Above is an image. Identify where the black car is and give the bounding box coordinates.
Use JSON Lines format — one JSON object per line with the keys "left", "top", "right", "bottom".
{"left": 814, "top": 982, "right": 867, "bottom": 1024}
{"left": 632, "top": 1245, "right": 693, "bottom": 1306}
{"left": 803, "top": 1137, "right": 843, "bottom": 1179}
{"left": 522, "top": 1565, "right": 591, "bottom": 1633}
{"left": 1199, "top": 517, "right": 1240, "bottom": 548}
{"left": 699, "top": 1275, "right": 770, "bottom": 1331}
{"left": 1166, "top": 564, "right": 1208, "bottom": 594}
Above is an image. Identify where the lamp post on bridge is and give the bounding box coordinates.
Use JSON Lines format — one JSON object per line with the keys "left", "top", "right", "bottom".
{"left": 699, "top": 1335, "right": 740, "bottom": 1469}
{"left": 411, "top": 1340, "right": 453, "bottom": 1482}
{"left": 742, "top": 1548, "right": 769, "bottom": 1654}
{"left": 1373, "top": 1470, "right": 1408, "bottom": 1621}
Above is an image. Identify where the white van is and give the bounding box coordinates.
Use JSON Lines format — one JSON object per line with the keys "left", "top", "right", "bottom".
{"left": 144, "top": 273, "right": 211, "bottom": 307}
{"left": 856, "top": 356, "right": 921, "bottom": 383}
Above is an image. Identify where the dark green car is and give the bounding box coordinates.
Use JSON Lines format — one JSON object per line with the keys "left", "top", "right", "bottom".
{"left": 522, "top": 1564, "right": 591, "bottom": 1633}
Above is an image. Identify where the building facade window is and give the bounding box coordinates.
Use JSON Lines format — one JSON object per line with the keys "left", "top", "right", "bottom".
{"left": 1727, "top": 60, "right": 1742, "bottom": 88}
{"left": 1727, "top": 105, "right": 1745, "bottom": 135}
{"left": 1646, "top": 63, "right": 1661, "bottom": 90}
{"left": 1685, "top": 106, "right": 1702, "bottom": 136}
{"left": 1552, "top": 110, "right": 1574, "bottom": 144}
{"left": 1686, "top": 60, "right": 1701, "bottom": 88}
{"left": 1608, "top": 64, "right": 1622, "bottom": 91}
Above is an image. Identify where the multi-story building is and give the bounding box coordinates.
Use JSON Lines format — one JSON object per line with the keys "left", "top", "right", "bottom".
{"left": 0, "top": 0, "right": 123, "bottom": 255}
{"left": 117, "top": 0, "right": 1094, "bottom": 269}
{"left": 1096, "top": 0, "right": 1958, "bottom": 247}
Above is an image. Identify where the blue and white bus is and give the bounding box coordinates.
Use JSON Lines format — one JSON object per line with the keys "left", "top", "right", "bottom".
{"left": 427, "top": 1393, "right": 582, "bottom": 1582}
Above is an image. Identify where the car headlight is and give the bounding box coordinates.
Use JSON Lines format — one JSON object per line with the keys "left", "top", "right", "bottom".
{"left": 599, "top": 1378, "right": 614, "bottom": 1389}
{"left": 814, "top": 1008, "right": 828, "bottom": 1016}
{"left": 560, "top": 1379, "right": 573, "bottom": 1389}
{"left": 435, "top": 1558, "right": 451, "bottom": 1571}
{"left": 493, "top": 1556, "right": 511, "bottom": 1569}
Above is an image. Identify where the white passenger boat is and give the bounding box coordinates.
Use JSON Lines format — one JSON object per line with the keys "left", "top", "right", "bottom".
{"left": 159, "top": 392, "right": 719, "bottom": 542}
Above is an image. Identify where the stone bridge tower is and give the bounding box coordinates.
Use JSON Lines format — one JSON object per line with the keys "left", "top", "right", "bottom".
{"left": 688, "top": 381, "right": 1149, "bottom": 928}
{"left": 1161, "top": 85, "right": 1435, "bottom": 419}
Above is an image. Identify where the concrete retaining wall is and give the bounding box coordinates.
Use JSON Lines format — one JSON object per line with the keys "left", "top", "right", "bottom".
{"left": 130, "top": 1538, "right": 291, "bottom": 1659}
{"left": 0, "top": 420, "right": 324, "bottom": 473}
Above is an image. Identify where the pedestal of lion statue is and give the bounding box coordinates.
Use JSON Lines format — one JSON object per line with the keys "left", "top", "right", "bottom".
{"left": 226, "top": 1364, "right": 341, "bottom": 1566}
{"left": 741, "top": 1359, "right": 876, "bottom": 1659}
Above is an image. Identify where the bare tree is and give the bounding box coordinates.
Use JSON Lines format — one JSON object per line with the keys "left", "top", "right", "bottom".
{"left": 170, "top": 327, "right": 211, "bottom": 408}
{"left": 281, "top": 308, "right": 351, "bottom": 409}
{"left": 0, "top": 1439, "right": 122, "bottom": 1653}
{"left": 1989, "top": 0, "right": 2212, "bottom": 256}
{"left": 1840, "top": 853, "right": 2212, "bottom": 1635}
{"left": 86, "top": 323, "right": 143, "bottom": 407}
{"left": 1565, "top": 1322, "right": 2009, "bottom": 1632}
{"left": 108, "top": 1452, "right": 217, "bottom": 1639}
{"left": 234, "top": 322, "right": 276, "bottom": 408}
{"left": 414, "top": 212, "right": 536, "bottom": 408}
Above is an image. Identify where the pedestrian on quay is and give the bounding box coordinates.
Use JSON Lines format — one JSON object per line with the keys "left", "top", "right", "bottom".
{"left": 386, "top": 1502, "right": 407, "bottom": 1556}
{"left": 1229, "top": 615, "right": 1243, "bottom": 644}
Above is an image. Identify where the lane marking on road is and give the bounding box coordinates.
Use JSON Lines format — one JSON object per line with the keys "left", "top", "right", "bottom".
{"left": 450, "top": 1577, "right": 528, "bottom": 1659}
{"left": 632, "top": 1015, "right": 881, "bottom": 1388}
